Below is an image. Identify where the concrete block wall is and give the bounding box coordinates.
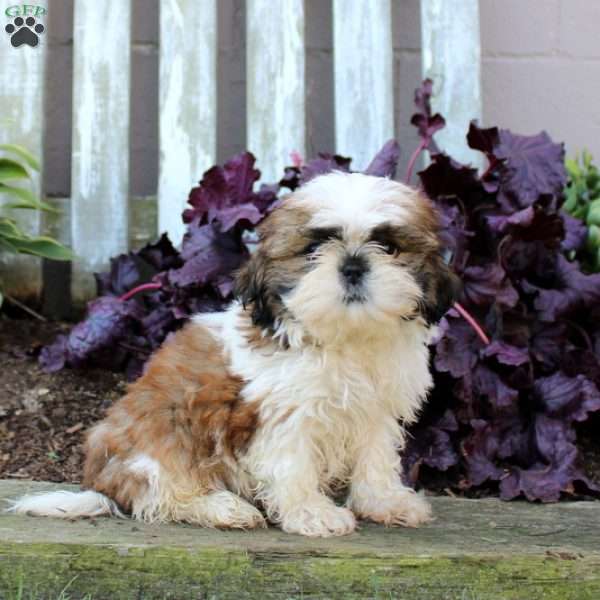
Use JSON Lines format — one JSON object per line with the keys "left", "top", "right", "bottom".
{"left": 42, "top": 0, "right": 600, "bottom": 200}
{"left": 481, "top": 0, "right": 600, "bottom": 162}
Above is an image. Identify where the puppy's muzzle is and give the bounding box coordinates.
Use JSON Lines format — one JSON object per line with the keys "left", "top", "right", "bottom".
{"left": 340, "top": 255, "right": 369, "bottom": 285}
{"left": 340, "top": 255, "right": 369, "bottom": 304}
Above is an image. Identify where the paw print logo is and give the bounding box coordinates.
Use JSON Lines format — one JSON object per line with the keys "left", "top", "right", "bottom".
{"left": 5, "top": 16, "right": 45, "bottom": 48}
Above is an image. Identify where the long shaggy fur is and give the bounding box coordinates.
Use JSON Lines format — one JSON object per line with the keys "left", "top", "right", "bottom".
{"left": 10, "top": 173, "right": 459, "bottom": 537}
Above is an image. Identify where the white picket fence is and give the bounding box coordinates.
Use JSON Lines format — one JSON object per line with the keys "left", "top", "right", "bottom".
{"left": 0, "top": 0, "right": 481, "bottom": 303}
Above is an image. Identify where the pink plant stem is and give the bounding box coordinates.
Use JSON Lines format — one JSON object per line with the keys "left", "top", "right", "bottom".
{"left": 405, "top": 138, "right": 428, "bottom": 184}
{"left": 120, "top": 282, "right": 162, "bottom": 302}
{"left": 453, "top": 301, "right": 490, "bottom": 345}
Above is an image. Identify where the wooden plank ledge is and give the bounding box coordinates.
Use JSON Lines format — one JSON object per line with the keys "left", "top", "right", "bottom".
{"left": 1, "top": 480, "right": 599, "bottom": 599}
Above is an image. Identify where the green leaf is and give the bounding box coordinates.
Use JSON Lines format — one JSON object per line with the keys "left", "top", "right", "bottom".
{"left": 0, "top": 184, "right": 58, "bottom": 212}
{"left": 3, "top": 235, "right": 75, "bottom": 260}
{"left": 0, "top": 217, "right": 24, "bottom": 238}
{"left": 0, "top": 144, "right": 40, "bottom": 171}
{"left": 587, "top": 171, "right": 600, "bottom": 190}
{"left": 586, "top": 224, "right": 600, "bottom": 252}
{"left": 565, "top": 158, "right": 580, "bottom": 179}
{"left": 0, "top": 158, "right": 29, "bottom": 183}
{"left": 587, "top": 198, "right": 600, "bottom": 227}
{"left": 563, "top": 186, "right": 578, "bottom": 213}
{"left": 0, "top": 235, "right": 19, "bottom": 254}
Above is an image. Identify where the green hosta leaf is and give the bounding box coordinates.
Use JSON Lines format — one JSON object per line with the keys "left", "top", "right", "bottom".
{"left": 586, "top": 224, "right": 600, "bottom": 252}
{"left": 0, "top": 217, "right": 23, "bottom": 238}
{"left": 587, "top": 171, "right": 600, "bottom": 191}
{"left": 0, "top": 144, "right": 40, "bottom": 171}
{"left": 2, "top": 234, "right": 74, "bottom": 260}
{"left": 563, "top": 185, "right": 579, "bottom": 212}
{"left": 572, "top": 205, "right": 588, "bottom": 220}
{"left": 587, "top": 198, "right": 600, "bottom": 227}
{"left": 0, "top": 158, "right": 29, "bottom": 183}
{"left": 0, "top": 184, "right": 58, "bottom": 212}
{"left": 0, "top": 235, "right": 19, "bottom": 254}
{"left": 565, "top": 157, "right": 580, "bottom": 179}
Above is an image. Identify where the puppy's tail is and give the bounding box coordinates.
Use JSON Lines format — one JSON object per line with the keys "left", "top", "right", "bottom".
{"left": 6, "top": 489, "right": 124, "bottom": 519}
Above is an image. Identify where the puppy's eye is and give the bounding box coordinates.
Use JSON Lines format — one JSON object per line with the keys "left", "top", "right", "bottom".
{"left": 303, "top": 241, "right": 323, "bottom": 255}
{"left": 381, "top": 242, "right": 399, "bottom": 255}
{"left": 302, "top": 228, "right": 342, "bottom": 257}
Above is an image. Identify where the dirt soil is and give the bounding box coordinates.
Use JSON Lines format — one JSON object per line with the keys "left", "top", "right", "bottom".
{"left": 0, "top": 317, "right": 126, "bottom": 483}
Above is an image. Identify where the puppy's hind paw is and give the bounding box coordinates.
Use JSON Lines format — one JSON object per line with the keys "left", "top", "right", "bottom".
{"left": 178, "top": 491, "right": 267, "bottom": 529}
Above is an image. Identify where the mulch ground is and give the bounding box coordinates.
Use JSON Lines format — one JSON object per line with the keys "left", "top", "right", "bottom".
{"left": 0, "top": 316, "right": 126, "bottom": 483}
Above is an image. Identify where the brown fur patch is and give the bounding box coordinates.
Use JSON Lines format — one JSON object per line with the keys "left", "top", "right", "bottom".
{"left": 82, "top": 322, "right": 259, "bottom": 511}
{"left": 234, "top": 202, "right": 315, "bottom": 330}
{"left": 406, "top": 191, "right": 443, "bottom": 237}
{"left": 400, "top": 192, "right": 461, "bottom": 323}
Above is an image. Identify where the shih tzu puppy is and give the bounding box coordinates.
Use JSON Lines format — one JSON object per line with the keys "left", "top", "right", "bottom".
{"left": 11, "top": 172, "right": 459, "bottom": 537}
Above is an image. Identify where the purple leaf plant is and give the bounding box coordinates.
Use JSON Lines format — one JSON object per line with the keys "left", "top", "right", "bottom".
{"left": 40, "top": 79, "right": 600, "bottom": 502}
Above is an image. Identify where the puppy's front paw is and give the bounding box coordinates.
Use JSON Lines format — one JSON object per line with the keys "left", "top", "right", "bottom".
{"left": 282, "top": 504, "right": 356, "bottom": 537}
{"left": 356, "top": 490, "right": 432, "bottom": 528}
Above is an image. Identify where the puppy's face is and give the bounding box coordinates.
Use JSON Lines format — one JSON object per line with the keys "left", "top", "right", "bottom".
{"left": 235, "top": 172, "right": 459, "bottom": 342}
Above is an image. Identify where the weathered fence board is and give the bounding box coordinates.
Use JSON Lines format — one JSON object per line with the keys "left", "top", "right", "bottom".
{"left": 421, "top": 0, "right": 482, "bottom": 167}
{"left": 333, "top": 0, "right": 393, "bottom": 171}
{"left": 247, "top": 0, "right": 305, "bottom": 183}
{"left": 0, "top": 1, "right": 47, "bottom": 299}
{"left": 70, "top": 1, "right": 131, "bottom": 301}
{"left": 158, "top": 0, "right": 217, "bottom": 245}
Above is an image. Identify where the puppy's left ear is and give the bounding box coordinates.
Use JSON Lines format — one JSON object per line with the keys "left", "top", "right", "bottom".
{"left": 419, "top": 255, "right": 462, "bottom": 324}
{"left": 234, "top": 250, "right": 276, "bottom": 329}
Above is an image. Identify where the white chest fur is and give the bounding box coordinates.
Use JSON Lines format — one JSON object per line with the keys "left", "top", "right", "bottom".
{"left": 194, "top": 304, "right": 433, "bottom": 492}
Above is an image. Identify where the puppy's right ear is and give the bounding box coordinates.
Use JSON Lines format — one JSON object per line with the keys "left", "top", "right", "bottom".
{"left": 234, "top": 251, "right": 276, "bottom": 329}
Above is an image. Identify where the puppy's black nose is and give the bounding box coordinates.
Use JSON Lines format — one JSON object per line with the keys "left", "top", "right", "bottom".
{"left": 340, "top": 255, "right": 368, "bottom": 285}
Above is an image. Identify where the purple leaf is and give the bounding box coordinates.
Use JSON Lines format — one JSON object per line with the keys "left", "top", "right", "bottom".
{"left": 456, "top": 365, "right": 519, "bottom": 408}
{"left": 137, "top": 233, "right": 182, "bottom": 272}
{"left": 496, "top": 130, "right": 567, "bottom": 210}
{"left": 561, "top": 212, "right": 587, "bottom": 253}
{"left": 94, "top": 253, "right": 142, "bottom": 297}
{"left": 38, "top": 334, "right": 68, "bottom": 372}
{"left": 410, "top": 79, "right": 445, "bottom": 149}
{"left": 466, "top": 121, "right": 502, "bottom": 192}
{"left": 434, "top": 316, "right": 481, "bottom": 378}
{"left": 530, "top": 322, "right": 567, "bottom": 368}
{"left": 489, "top": 203, "right": 564, "bottom": 247}
{"left": 185, "top": 152, "right": 277, "bottom": 231}
{"left": 531, "top": 255, "right": 600, "bottom": 321}
{"left": 364, "top": 140, "right": 400, "bottom": 178}
{"left": 169, "top": 223, "right": 247, "bottom": 290}
{"left": 462, "top": 264, "right": 519, "bottom": 308}
{"left": 466, "top": 121, "right": 500, "bottom": 156}
{"left": 300, "top": 153, "right": 351, "bottom": 184}
{"left": 462, "top": 420, "right": 504, "bottom": 486}
{"left": 481, "top": 340, "right": 529, "bottom": 367}
{"left": 535, "top": 372, "right": 600, "bottom": 422}
{"left": 499, "top": 416, "right": 593, "bottom": 502}
{"left": 419, "top": 153, "right": 481, "bottom": 203}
